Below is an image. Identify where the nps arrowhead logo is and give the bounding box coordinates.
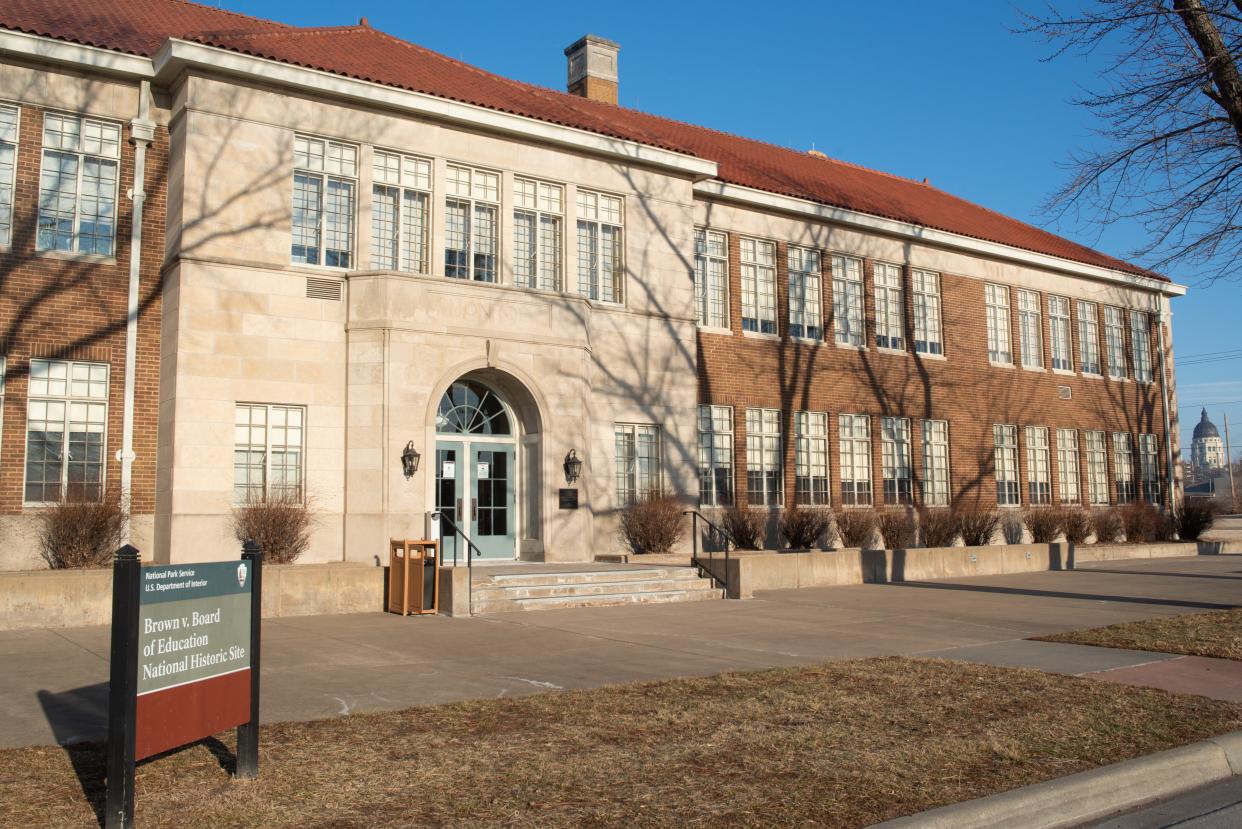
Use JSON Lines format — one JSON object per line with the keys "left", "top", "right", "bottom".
{"left": 237, "top": 562, "right": 248, "bottom": 588}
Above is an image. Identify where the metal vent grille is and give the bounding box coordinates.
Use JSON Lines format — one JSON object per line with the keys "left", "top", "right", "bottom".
{"left": 1057, "top": 385, "right": 1072, "bottom": 400}
{"left": 306, "top": 277, "right": 342, "bottom": 301}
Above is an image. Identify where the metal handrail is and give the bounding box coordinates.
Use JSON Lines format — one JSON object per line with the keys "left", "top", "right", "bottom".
{"left": 430, "top": 510, "right": 483, "bottom": 613}
{"left": 682, "top": 509, "right": 734, "bottom": 597}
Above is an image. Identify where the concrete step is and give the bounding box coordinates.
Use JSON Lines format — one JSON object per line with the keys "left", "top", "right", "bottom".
{"left": 476, "top": 567, "right": 695, "bottom": 588}
{"left": 471, "top": 586, "right": 725, "bottom": 614}
{"left": 471, "top": 576, "right": 717, "bottom": 601}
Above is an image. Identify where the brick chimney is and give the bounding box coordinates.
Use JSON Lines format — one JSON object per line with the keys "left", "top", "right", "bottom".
{"left": 564, "top": 35, "right": 620, "bottom": 105}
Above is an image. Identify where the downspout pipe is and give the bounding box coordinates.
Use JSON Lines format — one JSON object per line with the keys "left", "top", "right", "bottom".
{"left": 1156, "top": 299, "right": 1176, "bottom": 513}
{"left": 120, "top": 80, "right": 155, "bottom": 545}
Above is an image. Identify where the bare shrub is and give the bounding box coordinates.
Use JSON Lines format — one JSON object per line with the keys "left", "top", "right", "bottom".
{"left": 955, "top": 510, "right": 1000, "bottom": 547}
{"left": 1120, "top": 501, "right": 1166, "bottom": 544}
{"left": 232, "top": 490, "right": 316, "bottom": 564}
{"left": 1023, "top": 509, "right": 1061, "bottom": 543}
{"left": 1173, "top": 501, "right": 1216, "bottom": 541}
{"left": 1092, "top": 508, "right": 1124, "bottom": 544}
{"left": 37, "top": 490, "right": 128, "bottom": 569}
{"left": 779, "top": 506, "right": 837, "bottom": 550}
{"left": 876, "top": 509, "right": 917, "bottom": 550}
{"left": 721, "top": 505, "right": 766, "bottom": 550}
{"left": 1001, "top": 512, "right": 1025, "bottom": 544}
{"left": 1058, "top": 508, "right": 1093, "bottom": 545}
{"left": 836, "top": 509, "right": 879, "bottom": 549}
{"left": 918, "top": 508, "right": 956, "bottom": 548}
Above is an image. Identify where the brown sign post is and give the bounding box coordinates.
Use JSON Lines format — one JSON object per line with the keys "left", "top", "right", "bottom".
{"left": 105, "top": 541, "right": 263, "bottom": 828}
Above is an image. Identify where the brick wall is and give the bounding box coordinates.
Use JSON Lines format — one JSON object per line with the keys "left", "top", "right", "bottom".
{"left": 0, "top": 103, "right": 166, "bottom": 514}
{"left": 698, "top": 231, "right": 1172, "bottom": 512}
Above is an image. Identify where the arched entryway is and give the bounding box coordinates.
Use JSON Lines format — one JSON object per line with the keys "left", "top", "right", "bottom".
{"left": 433, "top": 372, "right": 541, "bottom": 561}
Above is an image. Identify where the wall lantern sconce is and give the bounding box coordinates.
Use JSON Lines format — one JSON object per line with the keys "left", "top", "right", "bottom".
{"left": 563, "top": 449, "right": 583, "bottom": 484}
{"left": 401, "top": 441, "right": 420, "bottom": 479}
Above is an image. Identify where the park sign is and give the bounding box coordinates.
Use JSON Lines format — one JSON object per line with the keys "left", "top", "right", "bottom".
{"left": 106, "top": 543, "right": 263, "bottom": 829}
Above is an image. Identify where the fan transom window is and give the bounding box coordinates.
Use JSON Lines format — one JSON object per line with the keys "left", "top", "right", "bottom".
{"left": 436, "top": 382, "right": 511, "bottom": 435}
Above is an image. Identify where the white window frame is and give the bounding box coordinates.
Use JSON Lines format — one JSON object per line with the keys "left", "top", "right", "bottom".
{"left": 1077, "top": 301, "right": 1101, "bottom": 376}
{"left": 370, "top": 149, "right": 432, "bottom": 274}
{"left": 697, "top": 405, "right": 734, "bottom": 507}
{"left": 234, "top": 403, "right": 307, "bottom": 504}
{"left": 577, "top": 189, "right": 624, "bottom": 303}
{"left": 873, "top": 262, "right": 905, "bottom": 350}
{"left": 513, "top": 176, "right": 565, "bottom": 292}
{"left": 1104, "top": 306, "right": 1127, "bottom": 380}
{"left": 1130, "top": 310, "right": 1153, "bottom": 383}
{"left": 985, "top": 284, "right": 1012, "bottom": 365}
{"left": 794, "top": 410, "right": 831, "bottom": 506}
{"left": 291, "top": 135, "right": 356, "bottom": 269}
{"left": 740, "top": 237, "right": 777, "bottom": 335}
{"left": 912, "top": 269, "right": 943, "bottom": 356}
{"left": 1056, "top": 428, "right": 1080, "bottom": 505}
{"left": 445, "top": 164, "right": 501, "bottom": 283}
{"left": 1049, "top": 295, "right": 1073, "bottom": 372}
{"left": 1138, "top": 433, "right": 1160, "bottom": 504}
{"left": 1017, "top": 289, "right": 1044, "bottom": 369}
{"left": 881, "top": 416, "right": 913, "bottom": 505}
{"left": 921, "top": 419, "right": 951, "bottom": 507}
{"left": 1113, "top": 432, "right": 1136, "bottom": 504}
{"left": 0, "top": 104, "right": 17, "bottom": 247}
{"left": 832, "top": 254, "right": 866, "bottom": 347}
{"left": 994, "top": 424, "right": 1020, "bottom": 507}
{"left": 615, "top": 423, "right": 661, "bottom": 505}
{"left": 746, "top": 408, "right": 783, "bottom": 506}
{"left": 694, "top": 228, "right": 729, "bottom": 329}
{"left": 24, "top": 358, "right": 110, "bottom": 504}
{"left": 787, "top": 246, "right": 823, "bottom": 340}
{"left": 37, "top": 111, "right": 122, "bottom": 256}
{"left": 839, "top": 413, "right": 873, "bottom": 506}
{"left": 1085, "top": 431, "right": 1109, "bottom": 506}
{"left": 1025, "top": 426, "right": 1052, "bottom": 505}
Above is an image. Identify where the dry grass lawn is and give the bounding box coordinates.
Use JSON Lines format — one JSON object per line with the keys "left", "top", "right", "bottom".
{"left": 2, "top": 657, "right": 1239, "bottom": 829}
{"left": 1036, "top": 608, "right": 1242, "bottom": 661}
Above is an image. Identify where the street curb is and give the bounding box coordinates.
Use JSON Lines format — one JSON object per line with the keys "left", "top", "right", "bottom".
{"left": 869, "top": 729, "right": 1242, "bottom": 829}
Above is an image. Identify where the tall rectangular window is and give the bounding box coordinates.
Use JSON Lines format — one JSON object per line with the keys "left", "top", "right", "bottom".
{"left": 38, "top": 112, "right": 121, "bottom": 255}
{"left": 1104, "top": 306, "right": 1127, "bottom": 379}
{"left": 912, "top": 269, "right": 943, "bottom": 355}
{"left": 1130, "top": 311, "right": 1153, "bottom": 383}
{"left": 1049, "top": 295, "right": 1073, "bottom": 371}
{"left": 746, "top": 408, "right": 783, "bottom": 506}
{"left": 577, "top": 189, "right": 624, "bottom": 302}
{"left": 697, "top": 405, "right": 733, "bottom": 507}
{"left": 881, "top": 416, "right": 912, "bottom": 504}
{"left": 1113, "top": 432, "right": 1135, "bottom": 504}
{"left": 25, "top": 359, "right": 109, "bottom": 503}
{"left": 787, "top": 246, "right": 823, "bottom": 340}
{"left": 794, "top": 411, "right": 830, "bottom": 505}
{"left": 985, "top": 284, "right": 1012, "bottom": 364}
{"left": 615, "top": 423, "right": 660, "bottom": 504}
{"left": 234, "top": 404, "right": 305, "bottom": 503}
{"left": 922, "top": 419, "right": 951, "bottom": 507}
{"left": 1025, "top": 426, "right": 1051, "bottom": 505}
{"left": 1056, "top": 428, "right": 1080, "bottom": 505}
{"left": 694, "top": 229, "right": 728, "bottom": 328}
{"left": 1139, "top": 434, "right": 1160, "bottom": 504}
{"left": 994, "top": 424, "right": 1020, "bottom": 507}
{"left": 740, "top": 237, "right": 777, "bottom": 334}
{"left": 371, "top": 150, "right": 431, "bottom": 274}
{"left": 1077, "top": 300, "right": 1101, "bottom": 375}
{"left": 873, "top": 262, "right": 905, "bottom": 350}
{"left": 291, "top": 135, "right": 355, "bottom": 268}
{"left": 1017, "top": 289, "right": 1043, "bottom": 369}
{"left": 446, "top": 164, "right": 500, "bottom": 283}
{"left": 839, "top": 413, "right": 873, "bottom": 506}
{"left": 832, "top": 254, "right": 865, "bottom": 347}
{"left": 0, "top": 104, "right": 17, "bottom": 247}
{"left": 513, "top": 177, "right": 564, "bottom": 291}
{"left": 1085, "top": 430, "right": 1109, "bottom": 506}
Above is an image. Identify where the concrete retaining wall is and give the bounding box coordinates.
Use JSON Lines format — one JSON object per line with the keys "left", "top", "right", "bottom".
{"left": 701, "top": 550, "right": 865, "bottom": 599}
{"left": 1065, "top": 541, "right": 1222, "bottom": 564}
{"left": 0, "top": 561, "right": 384, "bottom": 631}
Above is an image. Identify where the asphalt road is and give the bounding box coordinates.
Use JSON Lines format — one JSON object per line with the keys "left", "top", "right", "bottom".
{"left": 1080, "top": 776, "right": 1242, "bottom": 828}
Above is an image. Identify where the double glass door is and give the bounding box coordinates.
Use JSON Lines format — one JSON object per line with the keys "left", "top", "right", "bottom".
{"left": 435, "top": 440, "right": 515, "bottom": 560}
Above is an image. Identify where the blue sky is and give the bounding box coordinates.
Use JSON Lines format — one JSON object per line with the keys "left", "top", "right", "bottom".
{"left": 221, "top": 0, "right": 1242, "bottom": 457}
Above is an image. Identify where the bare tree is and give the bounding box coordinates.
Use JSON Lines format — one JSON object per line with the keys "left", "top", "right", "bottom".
{"left": 1021, "top": 1, "right": 1242, "bottom": 283}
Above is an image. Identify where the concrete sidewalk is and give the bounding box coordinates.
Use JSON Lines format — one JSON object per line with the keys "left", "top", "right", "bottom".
{"left": 2, "top": 554, "right": 1239, "bottom": 749}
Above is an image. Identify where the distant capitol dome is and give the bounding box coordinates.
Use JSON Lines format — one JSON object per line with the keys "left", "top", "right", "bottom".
{"left": 1193, "top": 408, "right": 1220, "bottom": 440}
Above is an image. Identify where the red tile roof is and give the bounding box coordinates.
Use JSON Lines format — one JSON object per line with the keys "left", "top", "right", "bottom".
{"left": 1, "top": 0, "right": 1164, "bottom": 280}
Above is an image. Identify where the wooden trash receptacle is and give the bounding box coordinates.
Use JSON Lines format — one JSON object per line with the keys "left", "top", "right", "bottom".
{"left": 387, "top": 539, "right": 440, "bottom": 615}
